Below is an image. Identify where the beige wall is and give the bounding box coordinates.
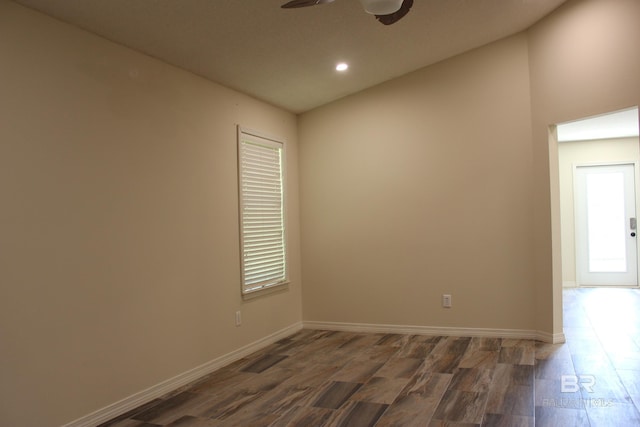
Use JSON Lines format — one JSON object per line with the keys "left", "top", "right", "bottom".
{"left": 299, "top": 33, "right": 537, "bottom": 331}
{"left": 0, "top": 2, "right": 302, "bottom": 426}
{"left": 528, "top": 0, "right": 640, "bottom": 335}
{"left": 558, "top": 137, "right": 640, "bottom": 286}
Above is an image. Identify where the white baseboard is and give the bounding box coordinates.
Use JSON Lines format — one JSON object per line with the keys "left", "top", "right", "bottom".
{"left": 62, "top": 322, "right": 303, "bottom": 427}
{"left": 535, "top": 329, "right": 566, "bottom": 344}
{"left": 303, "top": 320, "right": 564, "bottom": 343}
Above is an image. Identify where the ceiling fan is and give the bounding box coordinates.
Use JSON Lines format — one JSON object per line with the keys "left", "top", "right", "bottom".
{"left": 281, "top": 0, "right": 413, "bottom": 25}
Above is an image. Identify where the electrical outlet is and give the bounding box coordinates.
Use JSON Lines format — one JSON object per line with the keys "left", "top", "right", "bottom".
{"left": 235, "top": 311, "right": 242, "bottom": 326}
{"left": 442, "top": 294, "right": 452, "bottom": 308}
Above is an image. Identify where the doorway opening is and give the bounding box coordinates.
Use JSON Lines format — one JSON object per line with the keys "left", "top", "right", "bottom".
{"left": 556, "top": 107, "right": 640, "bottom": 289}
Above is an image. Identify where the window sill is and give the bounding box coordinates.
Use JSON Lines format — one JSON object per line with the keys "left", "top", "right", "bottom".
{"left": 242, "top": 282, "right": 289, "bottom": 300}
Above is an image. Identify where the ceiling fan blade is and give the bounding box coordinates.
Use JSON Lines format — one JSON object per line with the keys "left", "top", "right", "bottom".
{"left": 375, "top": 0, "right": 413, "bottom": 25}
{"left": 281, "top": 0, "right": 335, "bottom": 8}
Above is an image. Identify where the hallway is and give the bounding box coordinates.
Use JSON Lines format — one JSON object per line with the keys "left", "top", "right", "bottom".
{"left": 550, "top": 288, "right": 640, "bottom": 425}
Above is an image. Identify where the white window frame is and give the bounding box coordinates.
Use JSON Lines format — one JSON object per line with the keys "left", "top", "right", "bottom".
{"left": 237, "top": 126, "right": 288, "bottom": 297}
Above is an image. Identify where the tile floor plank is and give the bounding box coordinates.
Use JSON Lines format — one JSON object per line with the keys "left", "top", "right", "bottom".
{"left": 312, "top": 381, "right": 363, "bottom": 410}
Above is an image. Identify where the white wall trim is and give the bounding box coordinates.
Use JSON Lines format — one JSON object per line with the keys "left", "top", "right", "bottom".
{"left": 563, "top": 280, "right": 577, "bottom": 288}
{"left": 303, "top": 321, "right": 565, "bottom": 343}
{"left": 535, "top": 329, "right": 566, "bottom": 344}
{"left": 62, "top": 322, "right": 303, "bottom": 427}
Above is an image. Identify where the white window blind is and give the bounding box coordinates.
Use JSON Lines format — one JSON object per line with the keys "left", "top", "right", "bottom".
{"left": 238, "top": 128, "right": 287, "bottom": 295}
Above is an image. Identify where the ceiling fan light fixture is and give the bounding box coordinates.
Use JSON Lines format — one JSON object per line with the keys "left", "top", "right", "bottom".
{"left": 359, "top": 0, "right": 403, "bottom": 15}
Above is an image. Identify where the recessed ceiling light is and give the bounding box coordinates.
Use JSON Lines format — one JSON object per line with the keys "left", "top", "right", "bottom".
{"left": 336, "top": 63, "right": 349, "bottom": 72}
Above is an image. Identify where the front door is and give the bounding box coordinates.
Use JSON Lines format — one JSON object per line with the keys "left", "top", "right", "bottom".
{"left": 575, "top": 163, "right": 638, "bottom": 286}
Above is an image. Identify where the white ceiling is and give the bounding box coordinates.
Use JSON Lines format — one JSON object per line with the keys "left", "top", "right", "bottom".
{"left": 13, "top": 0, "right": 567, "bottom": 113}
{"left": 557, "top": 108, "right": 640, "bottom": 142}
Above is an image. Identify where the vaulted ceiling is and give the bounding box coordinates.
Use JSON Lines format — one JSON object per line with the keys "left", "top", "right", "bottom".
{"left": 13, "top": 0, "right": 567, "bottom": 113}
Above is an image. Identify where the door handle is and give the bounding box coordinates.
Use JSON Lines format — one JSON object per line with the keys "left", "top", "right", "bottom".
{"left": 632, "top": 232, "right": 636, "bottom": 237}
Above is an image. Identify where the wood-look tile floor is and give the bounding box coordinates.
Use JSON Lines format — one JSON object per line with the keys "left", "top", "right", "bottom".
{"left": 101, "top": 288, "right": 640, "bottom": 427}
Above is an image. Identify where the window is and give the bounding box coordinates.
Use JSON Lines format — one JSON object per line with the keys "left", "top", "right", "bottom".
{"left": 237, "top": 127, "right": 288, "bottom": 296}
